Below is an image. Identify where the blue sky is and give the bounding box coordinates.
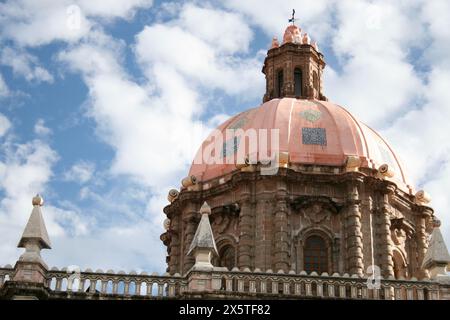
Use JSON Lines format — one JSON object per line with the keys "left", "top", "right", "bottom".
{"left": 1, "top": 0, "right": 450, "bottom": 274}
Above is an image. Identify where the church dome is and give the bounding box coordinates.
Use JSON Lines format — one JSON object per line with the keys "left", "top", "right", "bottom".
{"left": 189, "top": 98, "right": 411, "bottom": 192}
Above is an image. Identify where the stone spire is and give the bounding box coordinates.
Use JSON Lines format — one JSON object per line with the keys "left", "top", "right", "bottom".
{"left": 187, "top": 202, "right": 218, "bottom": 270}
{"left": 422, "top": 226, "right": 450, "bottom": 278}
{"left": 17, "top": 194, "right": 51, "bottom": 267}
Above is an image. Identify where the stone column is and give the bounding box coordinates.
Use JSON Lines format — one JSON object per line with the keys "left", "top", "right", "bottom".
{"left": 345, "top": 180, "right": 364, "bottom": 276}
{"left": 285, "top": 59, "right": 293, "bottom": 96}
{"left": 182, "top": 206, "right": 198, "bottom": 274}
{"left": 415, "top": 213, "right": 430, "bottom": 279}
{"left": 332, "top": 237, "right": 341, "bottom": 274}
{"left": 168, "top": 216, "right": 181, "bottom": 275}
{"left": 273, "top": 189, "right": 289, "bottom": 272}
{"left": 254, "top": 199, "right": 273, "bottom": 271}
{"left": 237, "top": 193, "right": 253, "bottom": 269}
{"left": 378, "top": 190, "right": 395, "bottom": 278}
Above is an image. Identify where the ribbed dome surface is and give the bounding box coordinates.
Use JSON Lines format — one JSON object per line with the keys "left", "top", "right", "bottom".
{"left": 189, "top": 98, "right": 409, "bottom": 190}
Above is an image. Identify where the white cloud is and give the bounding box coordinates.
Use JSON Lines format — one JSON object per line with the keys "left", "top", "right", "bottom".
{"left": 382, "top": 66, "right": 450, "bottom": 246}
{"left": 0, "top": 138, "right": 60, "bottom": 263}
{"left": 0, "top": 113, "right": 11, "bottom": 137}
{"left": 0, "top": 0, "right": 153, "bottom": 47}
{"left": 420, "top": 0, "right": 450, "bottom": 66}
{"left": 0, "top": 0, "right": 91, "bottom": 46}
{"left": 64, "top": 160, "right": 95, "bottom": 184}
{"left": 223, "top": 0, "right": 334, "bottom": 43}
{"left": 56, "top": 3, "right": 265, "bottom": 191}
{"left": 58, "top": 35, "right": 208, "bottom": 187}
{"left": 0, "top": 128, "right": 164, "bottom": 271}
{"left": 324, "top": 1, "right": 424, "bottom": 127}
{"left": 78, "top": 0, "right": 153, "bottom": 20}
{"left": 43, "top": 220, "right": 166, "bottom": 272}
{"left": 135, "top": 23, "right": 263, "bottom": 97}
{"left": 0, "top": 47, "right": 54, "bottom": 83}
{"left": 0, "top": 73, "right": 9, "bottom": 97}
{"left": 178, "top": 4, "right": 253, "bottom": 54}
{"left": 34, "top": 118, "right": 52, "bottom": 136}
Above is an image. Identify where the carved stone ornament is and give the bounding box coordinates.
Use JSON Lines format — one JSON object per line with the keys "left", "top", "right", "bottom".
{"left": 211, "top": 213, "right": 232, "bottom": 234}
{"left": 301, "top": 203, "right": 331, "bottom": 225}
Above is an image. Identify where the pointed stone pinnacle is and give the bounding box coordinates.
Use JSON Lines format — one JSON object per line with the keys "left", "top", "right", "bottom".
{"left": 18, "top": 195, "right": 51, "bottom": 250}
{"left": 422, "top": 227, "right": 450, "bottom": 269}
{"left": 200, "top": 201, "right": 211, "bottom": 215}
{"left": 187, "top": 203, "right": 217, "bottom": 256}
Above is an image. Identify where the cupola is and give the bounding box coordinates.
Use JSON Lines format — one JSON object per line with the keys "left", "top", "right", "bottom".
{"left": 262, "top": 15, "right": 326, "bottom": 102}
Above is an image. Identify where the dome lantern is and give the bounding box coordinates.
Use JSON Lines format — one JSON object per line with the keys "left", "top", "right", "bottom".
{"left": 263, "top": 12, "right": 326, "bottom": 102}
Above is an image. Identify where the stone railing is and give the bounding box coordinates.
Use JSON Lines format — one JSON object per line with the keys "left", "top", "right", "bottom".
{"left": 207, "top": 269, "right": 440, "bottom": 300}
{"left": 0, "top": 265, "right": 14, "bottom": 288}
{"left": 1, "top": 264, "right": 444, "bottom": 300}
{"left": 45, "top": 268, "right": 187, "bottom": 299}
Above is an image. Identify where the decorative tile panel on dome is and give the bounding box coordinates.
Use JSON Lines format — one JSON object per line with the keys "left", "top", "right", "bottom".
{"left": 227, "top": 109, "right": 256, "bottom": 130}
{"left": 300, "top": 109, "right": 322, "bottom": 123}
{"left": 222, "top": 136, "right": 241, "bottom": 158}
{"left": 301, "top": 100, "right": 319, "bottom": 107}
{"left": 302, "top": 127, "right": 327, "bottom": 146}
{"left": 228, "top": 116, "right": 248, "bottom": 130}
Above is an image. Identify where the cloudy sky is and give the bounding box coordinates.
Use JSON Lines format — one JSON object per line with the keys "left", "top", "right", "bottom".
{"left": 0, "top": 0, "right": 449, "bottom": 273}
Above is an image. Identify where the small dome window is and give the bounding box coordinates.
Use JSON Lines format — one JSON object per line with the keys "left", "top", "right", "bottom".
{"left": 294, "top": 68, "right": 302, "bottom": 97}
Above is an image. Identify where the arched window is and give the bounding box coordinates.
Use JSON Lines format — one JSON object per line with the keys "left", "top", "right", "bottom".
{"left": 304, "top": 235, "right": 328, "bottom": 274}
{"left": 218, "top": 245, "right": 236, "bottom": 270}
{"left": 294, "top": 68, "right": 302, "bottom": 97}
{"left": 277, "top": 69, "right": 284, "bottom": 98}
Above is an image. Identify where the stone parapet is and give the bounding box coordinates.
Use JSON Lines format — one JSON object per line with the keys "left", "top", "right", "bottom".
{"left": 1, "top": 265, "right": 447, "bottom": 300}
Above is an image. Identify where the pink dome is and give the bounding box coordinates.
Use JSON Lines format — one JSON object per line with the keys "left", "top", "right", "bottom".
{"left": 189, "top": 98, "right": 410, "bottom": 191}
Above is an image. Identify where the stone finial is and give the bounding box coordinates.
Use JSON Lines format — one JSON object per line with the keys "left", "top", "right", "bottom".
{"left": 270, "top": 37, "right": 279, "bottom": 49}
{"left": 302, "top": 33, "right": 311, "bottom": 44}
{"left": 167, "top": 189, "right": 179, "bottom": 203}
{"left": 312, "top": 41, "right": 319, "bottom": 52}
{"left": 422, "top": 227, "right": 450, "bottom": 279}
{"left": 199, "top": 201, "right": 212, "bottom": 215}
{"left": 378, "top": 164, "right": 395, "bottom": 178}
{"left": 187, "top": 202, "right": 218, "bottom": 270}
{"left": 415, "top": 190, "right": 431, "bottom": 205}
{"left": 181, "top": 175, "right": 197, "bottom": 188}
{"left": 18, "top": 195, "right": 51, "bottom": 251}
{"left": 163, "top": 218, "right": 171, "bottom": 231}
{"left": 32, "top": 194, "right": 44, "bottom": 206}
{"left": 13, "top": 195, "right": 52, "bottom": 284}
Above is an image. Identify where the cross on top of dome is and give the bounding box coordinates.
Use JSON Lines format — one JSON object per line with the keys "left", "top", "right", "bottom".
{"left": 288, "top": 9, "right": 297, "bottom": 25}
{"left": 270, "top": 10, "right": 319, "bottom": 52}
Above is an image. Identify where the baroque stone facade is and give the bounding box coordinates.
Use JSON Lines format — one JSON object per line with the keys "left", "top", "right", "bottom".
{"left": 162, "top": 167, "right": 439, "bottom": 281}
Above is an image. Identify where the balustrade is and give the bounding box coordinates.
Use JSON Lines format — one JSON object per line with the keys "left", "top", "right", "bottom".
{"left": 0, "top": 265, "right": 439, "bottom": 300}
